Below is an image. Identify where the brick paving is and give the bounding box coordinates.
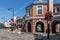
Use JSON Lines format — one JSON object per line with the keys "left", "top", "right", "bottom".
{"left": 0, "top": 29, "right": 60, "bottom": 40}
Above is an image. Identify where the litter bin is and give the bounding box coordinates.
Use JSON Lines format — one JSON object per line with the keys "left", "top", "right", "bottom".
{"left": 35, "top": 34, "right": 44, "bottom": 40}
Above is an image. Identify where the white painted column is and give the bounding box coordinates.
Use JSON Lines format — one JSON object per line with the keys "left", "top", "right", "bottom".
{"left": 49, "top": 0, "right": 53, "bottom": 13}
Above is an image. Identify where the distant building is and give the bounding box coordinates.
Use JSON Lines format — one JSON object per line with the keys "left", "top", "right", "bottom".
{"left": 4, "top": 20, "right": 13, "bottom": 30}
{"left": 11, "top": 16, "right": 22, "bottom": 27}
{"left": 4, "top": 20, "right": 12, "bottom": 27}
{"left": 4, "top": 16, "right": 22, "bottom": 30}
{"left": 24, "top": 0, "right": 60, "bottom": 33}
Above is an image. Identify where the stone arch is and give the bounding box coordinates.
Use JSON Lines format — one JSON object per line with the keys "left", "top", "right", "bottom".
{"left": 36, "top": 21, "right": 44, "bottom": 32}
{"left": 51, "top": 20, "right": 60, "bottom": 33}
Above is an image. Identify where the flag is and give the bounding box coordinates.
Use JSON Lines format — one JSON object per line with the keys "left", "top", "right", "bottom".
{"left": 13, "top": 16, "right": 17, "bottom": 24}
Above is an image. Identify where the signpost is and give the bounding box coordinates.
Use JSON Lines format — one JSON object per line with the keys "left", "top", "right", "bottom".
{"left": 45, "top": 0, "right": 53, "bottom": 39}
{"left": 45, "top": 11, "right": 52, "bottom": 39}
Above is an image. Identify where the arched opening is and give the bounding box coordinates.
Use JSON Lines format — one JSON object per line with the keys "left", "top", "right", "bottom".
{"left": 27, "top": 22, "right": 31, "bottom": 32}
{"left": 36, "top": 21, "right": 44, "bottom": 32}
{"left": 56, "top": 24, "right": 60, "bottom": 33}
{"left": 51, "top": 20, "right": 60, "bottom": 33}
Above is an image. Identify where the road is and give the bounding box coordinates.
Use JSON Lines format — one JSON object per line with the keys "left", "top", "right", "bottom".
{"left": 0, "top": 29, "right": 60, "bottom": 40}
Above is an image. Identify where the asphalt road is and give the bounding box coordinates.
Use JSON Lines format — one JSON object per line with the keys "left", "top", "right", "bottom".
{"left": 0, "top": 29, "right": 60, "bottom": 40}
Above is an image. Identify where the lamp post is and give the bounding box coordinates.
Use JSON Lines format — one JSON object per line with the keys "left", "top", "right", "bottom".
{"left": 8, "top": 8, "right": 15, "bottom": 31}
{"left": 8, "top": 8, "right": 14, "bottom": 18}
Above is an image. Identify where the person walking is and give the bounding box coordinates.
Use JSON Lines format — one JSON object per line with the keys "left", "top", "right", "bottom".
{"left": 17, "top": 25, "right": 22, "bottom": 34}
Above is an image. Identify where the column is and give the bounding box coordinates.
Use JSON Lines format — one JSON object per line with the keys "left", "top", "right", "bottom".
{"left": 44, "top": 20, "right": 47, "bottom": 33}
{"left": 26, "top": 24, "right": 28, "bottom": 32}
{"left": 32, "top": 20, "right": 36, "bottom": 33}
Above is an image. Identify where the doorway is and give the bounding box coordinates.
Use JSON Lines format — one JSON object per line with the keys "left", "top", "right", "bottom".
{"left": 27, "top": 22, "right": 31, "bottom": 32}
{"left": 36, "top": 21, "right": 44, "bottom": 32}
{"left": 51, "top": 20, "right": 60, "bottom": 33}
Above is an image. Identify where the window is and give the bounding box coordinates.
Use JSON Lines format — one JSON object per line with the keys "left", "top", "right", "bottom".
{"left": 54, "top": 7, "right": 60, "bottom": 15}
{"left": 37, "top": 5, "right": 42, "bottom": 15}
{"left": 53, "top": 8, "right": 55, "bottom": 13}
{"left": 57, "top": 8, "right": 60, "bottom": 12}
{"left": 54, "top": 8, "right": 57, "bottom": 13}
{"left": 37, "top": 25, "right": 42, "bottom": 31}
{"left": 27, "top": 7, "right": 30, "bottom": 16}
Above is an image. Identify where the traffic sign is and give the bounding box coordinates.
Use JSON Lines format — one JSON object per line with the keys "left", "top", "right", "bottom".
{"left": 45, "top": 11, "right": 52, "bottom": 21}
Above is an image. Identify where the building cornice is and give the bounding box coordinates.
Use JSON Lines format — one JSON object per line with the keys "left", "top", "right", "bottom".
{"left": 53, "top": 14, "right": 60, "bottom": 17}
{"left": 25, "top": 16, "right": 45, "bottom": 20}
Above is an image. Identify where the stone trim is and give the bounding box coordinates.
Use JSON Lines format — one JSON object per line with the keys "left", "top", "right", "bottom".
{"left": 25, "top": 16, "right": 45, "bottom": 20}
{"left": 53, "top": 14, "right": 60, "bottom": 17}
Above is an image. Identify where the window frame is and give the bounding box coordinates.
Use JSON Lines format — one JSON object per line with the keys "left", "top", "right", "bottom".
{"left": 27, "top": 7, "right": 31, "bottom": 16}
{"left": 54, "top": 7, "right": 60, "bottom": 15}
{"left": 36, "top": 5, "right": 43, "bottom": 15}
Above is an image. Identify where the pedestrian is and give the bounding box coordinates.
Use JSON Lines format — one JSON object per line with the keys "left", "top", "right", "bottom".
{"left": 18, "top": 25, "right": 22, "bottom": 31}
{"left": 17, "top": 25, "right": 22, "bottom": 34}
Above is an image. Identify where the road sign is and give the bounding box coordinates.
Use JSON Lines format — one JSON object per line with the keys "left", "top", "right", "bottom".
{"left": 45, "top": 11, "right": 52, "bottom": 21}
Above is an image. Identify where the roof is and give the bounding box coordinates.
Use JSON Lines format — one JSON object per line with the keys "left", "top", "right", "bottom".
{"left": 26, "top": 0, "right": 60, "bottom": 9}
{"left": 26, "top": 0, "right": 47, "bottom": 8}
{"left": 33, "top": 0, "right": 47, "bottom": 4}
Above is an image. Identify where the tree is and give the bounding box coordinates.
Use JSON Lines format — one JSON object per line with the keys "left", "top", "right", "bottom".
{"left": 0, "top": 23, "right": 4, "bottom": 28}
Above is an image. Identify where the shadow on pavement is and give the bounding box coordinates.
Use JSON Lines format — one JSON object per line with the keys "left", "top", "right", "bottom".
{"left": 33, "top": 34, "right": 60, "bottom": 40}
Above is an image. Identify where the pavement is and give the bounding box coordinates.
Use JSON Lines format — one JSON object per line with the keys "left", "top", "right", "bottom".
{"left": 0, "top": 29, "right": 60, "bottom": 40}
{"left": 0, "top": 29, "right": 34, "bottom": 40}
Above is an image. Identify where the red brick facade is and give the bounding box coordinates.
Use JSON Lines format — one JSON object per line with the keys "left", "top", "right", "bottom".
{"left": 24, "top": 0, "right": 60, "bottom": 33}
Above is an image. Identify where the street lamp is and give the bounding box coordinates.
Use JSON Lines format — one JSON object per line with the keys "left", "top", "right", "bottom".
{"left": 8, "top": 8, "right": 15, "bottom": 31}
{"left": 8, "top": 8, "right": 14, "bottom": 18}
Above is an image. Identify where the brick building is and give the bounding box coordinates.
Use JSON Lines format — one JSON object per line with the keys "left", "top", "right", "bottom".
{"left": 24, "top": 0, "right": 60, "bottom": 33}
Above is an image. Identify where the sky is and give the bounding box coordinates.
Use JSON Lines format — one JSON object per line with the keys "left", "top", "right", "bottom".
{"left": 0, "top": 0, "right": 60, "bottom": 23}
